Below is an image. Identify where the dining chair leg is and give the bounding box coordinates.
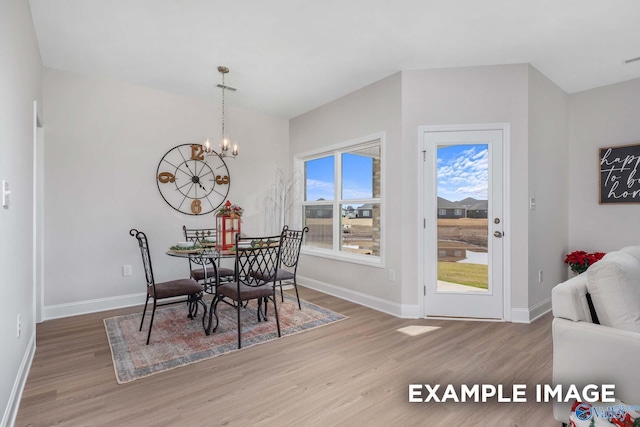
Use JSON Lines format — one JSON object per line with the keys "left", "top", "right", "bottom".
{"left": 195, "top": 294, "right": 207, "bottom": 330}
{"left": 146, "top": 300, "right": 157, "bottom": 345}
{"left": 273, "top": 294, "right": 281, "bottom": 337}
{"left": 187, "top": 297, "right": 195, "bottom": 319}
{"left": 236, "top": 302, "right": 242, "bottom": 349}
{"left": 257, "top": 298, "right": 264, "bottom": 322}
{"left": 139, "top": 296, "right": 149, "bottom": 331}
{"left": 293, "top": 278, "right": 301, "bottom": 310}
{"left": 206, "top": 296, "right": 220, "bottom": 335}
{"left": 280, "top": 281, "right": 284, "bottom": 302}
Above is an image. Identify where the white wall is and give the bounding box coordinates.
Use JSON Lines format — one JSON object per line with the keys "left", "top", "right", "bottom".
{"left": 290, "top": 73, "right": 404, "bottom": 313}
{"left": 402, "top": 65, "right": 530, "bottom": 315}
{"left": 527, "top": 65, "right": 569, "bottom": 316}
{"left": 568, "top": 77, "right": 640, "bottom": 252}
{"left": 0, "top": 0, "right": 42, "bottom": 424}
{"left": 42, "top": 68, "right": 289, "bottom": 317}
{"left": 290, "top": 65, "right": 536, "bottom": 317}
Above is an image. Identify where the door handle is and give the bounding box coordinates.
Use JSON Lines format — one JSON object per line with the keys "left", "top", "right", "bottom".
{"left": 493, "top": 231, "right": 503, "bottom": 238}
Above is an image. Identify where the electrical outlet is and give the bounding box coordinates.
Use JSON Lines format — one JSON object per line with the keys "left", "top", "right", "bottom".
{"left": 123, "top": 265, "right": 132, "bottom": 276}
{"left": 17, "top": 314, "right": 21, "bottom": 338}
{"left": 389, "top": 269, "right": 396, "bottom": 282}
{"left": 538, "top": 270, "right": 543, "bottom": 283}
{"left": 529, "top": 197, "right": 536, "bottom": 210}
{"left": 2, "top": 180, "right": 10, "bottom": 208}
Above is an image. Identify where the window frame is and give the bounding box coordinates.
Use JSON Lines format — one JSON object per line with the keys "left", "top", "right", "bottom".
{"left": 295, "top": 132, "right": 384, "bottom": 268}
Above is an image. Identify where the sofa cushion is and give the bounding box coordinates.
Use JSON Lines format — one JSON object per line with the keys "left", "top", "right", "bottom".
{"left": 587, "top": 251, "right": 640, "bottom": 333}
{"left": 620, "top": 245, "right": 640, "bottom": 261}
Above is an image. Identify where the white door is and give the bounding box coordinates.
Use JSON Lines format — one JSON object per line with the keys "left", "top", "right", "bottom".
{"left": 423, "top": 128, "right": 505, "bottom": 319}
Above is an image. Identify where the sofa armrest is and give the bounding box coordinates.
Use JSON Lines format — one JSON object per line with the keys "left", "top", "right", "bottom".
{"left": 552, "top": 318, "right": 640, "bottom": 423}
{"left": 552, "top": 274, "right": 592, "bottom": 322}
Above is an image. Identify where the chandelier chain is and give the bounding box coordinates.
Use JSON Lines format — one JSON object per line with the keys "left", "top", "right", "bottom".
{"left": 221, "top": 71, "right": 225, "bottom": 139}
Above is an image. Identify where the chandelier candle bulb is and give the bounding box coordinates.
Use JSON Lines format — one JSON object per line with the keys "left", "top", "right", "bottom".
{"left": 232, "top": 144, "right": 238, "bottom": 156}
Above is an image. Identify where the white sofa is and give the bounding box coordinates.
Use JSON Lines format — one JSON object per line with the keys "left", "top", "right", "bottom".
{"left": 552, "top": 246, "right": 640, "bottom": 424}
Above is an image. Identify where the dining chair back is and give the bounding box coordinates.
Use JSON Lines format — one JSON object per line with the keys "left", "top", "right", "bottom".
{"left": 182, "top": 225, "right": 234, "bottom": 289}
{"left": 274, "top": 225, "right": 309, "bottom": 309}
{"left": 130, "top": 228, "right": 206, "bottom": 344}
{"left": 209, "top": 233, "right": 284, "bottom": 348}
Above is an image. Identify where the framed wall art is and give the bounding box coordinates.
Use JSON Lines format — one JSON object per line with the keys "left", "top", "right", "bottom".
{"left": 599, "top": 142, "right": 640, "bottom": 204}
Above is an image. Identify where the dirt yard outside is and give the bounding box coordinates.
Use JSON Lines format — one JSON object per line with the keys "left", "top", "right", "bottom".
{"left": 437, "top": 218, "right": 488, "bottom": 249}
{"left": 305, "top": 217, "right": 376, "bottom": 255}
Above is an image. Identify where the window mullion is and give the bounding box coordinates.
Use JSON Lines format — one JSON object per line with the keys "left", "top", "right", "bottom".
{"left": 334, "top": 150, "right": 342, "bottom": 252}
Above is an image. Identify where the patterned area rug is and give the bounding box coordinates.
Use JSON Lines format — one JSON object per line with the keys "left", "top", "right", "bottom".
{"left": 104, "top": 294, "right": 346, "bottom": 383}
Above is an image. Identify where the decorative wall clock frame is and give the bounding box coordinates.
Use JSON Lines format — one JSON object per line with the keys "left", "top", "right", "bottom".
{"left": 156, "top": 143, "right": 230, "bottom": 215}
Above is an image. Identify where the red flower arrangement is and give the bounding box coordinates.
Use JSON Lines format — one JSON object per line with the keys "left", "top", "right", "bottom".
{"left": 564, "top": 250, "right": 606, "bottom": 275}
{"left": 216, "top": 200, "right": 244, "bottom": 217}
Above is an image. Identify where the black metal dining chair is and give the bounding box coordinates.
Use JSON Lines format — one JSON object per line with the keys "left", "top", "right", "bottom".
{"left": 208, "top": 233, "right": 284, "bottom": 348}
{"left": 273, "top": 225, "right": 308, "bottom": 309}
{"left": 130, "top": 228, "right": 206, "bottom": 345}
{"left": 182, "top": 226, "right": 235, "bottom": 290}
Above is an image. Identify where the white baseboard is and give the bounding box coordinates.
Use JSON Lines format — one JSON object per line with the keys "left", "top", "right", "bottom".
{"left": 43, "top": 292, "right": 146, "bottom": 320}
{"left": 529, "top": 297, "right": 552, "bottom": 322}
{"left": 511, "top": 298, "right": 552, "bottom": 323}
{"left": 41, "top": 284, "right": 551, "bottom": 325}
{"left": 298, "top": 275, "right": 419, "bottom": 319}
{"left": 2, "top": 331, "right": 35, "bottom": 427}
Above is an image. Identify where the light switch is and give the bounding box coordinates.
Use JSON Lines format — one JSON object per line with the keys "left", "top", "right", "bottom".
{"left": 2, "top": 181, "right": 10, "bottom": 208}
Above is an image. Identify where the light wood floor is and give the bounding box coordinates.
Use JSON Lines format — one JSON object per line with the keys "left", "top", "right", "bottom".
{"left": 16, "top": 287, "right": 557, "bottom": 426}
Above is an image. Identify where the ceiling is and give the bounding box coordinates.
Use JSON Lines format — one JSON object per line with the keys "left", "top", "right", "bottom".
{"left": 29, "top": 0, "right": 640, "bottom": 119}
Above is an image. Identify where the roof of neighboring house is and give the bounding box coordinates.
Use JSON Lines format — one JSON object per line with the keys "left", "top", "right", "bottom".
{"left": 456, "top": 197, "right": 479, "bottom": 207}
{"left": 437, "top": 197, "right": 466, "bottom": 209}
{"left": 469, "top": 200, "right": 488, "bottom": 210}
{"left": 358, "top": 203, "right": 374, "bottom": 210}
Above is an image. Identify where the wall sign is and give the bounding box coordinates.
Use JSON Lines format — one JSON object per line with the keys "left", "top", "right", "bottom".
{"left": 599, "top": 142, "right": 640, "bottom": 204}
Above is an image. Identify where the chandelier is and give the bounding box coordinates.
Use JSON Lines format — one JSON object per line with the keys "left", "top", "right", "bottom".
{"left": 203, "top": 66, "right": 238, "bottom": 158}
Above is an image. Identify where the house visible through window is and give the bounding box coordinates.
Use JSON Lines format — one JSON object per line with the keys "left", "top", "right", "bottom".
{"left": 299, "top": 136, "right": 382, "bottom": 263}
{"left": 454, "top": 208, "right": 462, "bottom": 216}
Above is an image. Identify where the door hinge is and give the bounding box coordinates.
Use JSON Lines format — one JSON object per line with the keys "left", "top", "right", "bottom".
{"left": 422, "top": 150, "right": 426, "bottom": 161}
{"left": 423, "top": 285, "right": 426, "bottom": 296}
{"left": 423, "top": 218, "right": 426, "bottom": 228}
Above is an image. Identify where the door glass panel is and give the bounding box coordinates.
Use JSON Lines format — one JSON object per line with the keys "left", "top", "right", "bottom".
{"left": 436, "top": 144, "right": 489, "bottom": 293}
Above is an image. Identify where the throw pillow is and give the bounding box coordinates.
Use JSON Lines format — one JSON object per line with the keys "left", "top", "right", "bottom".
{"left": 586, "top": 251, "right": 640, "bottom": 333}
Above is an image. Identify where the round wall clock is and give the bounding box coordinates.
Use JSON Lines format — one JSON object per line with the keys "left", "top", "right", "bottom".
{"left": 156, "top": 143, "right": 230, "bottom": 215}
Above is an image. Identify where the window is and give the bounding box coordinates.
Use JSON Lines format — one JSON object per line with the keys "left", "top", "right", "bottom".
{"left": 454, "top": 209, "right": 462, "bottom": 216}
{"left": 438, "top": 209, "right": 446, "bottom": 216}
{"left": 298, "top": 135, "right": 382, "bottom": 265}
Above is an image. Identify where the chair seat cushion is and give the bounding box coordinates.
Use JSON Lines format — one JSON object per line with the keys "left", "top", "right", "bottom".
{"left": 217, "top": 282, "right": 273, "bottom": 301}
{"left": 191, "top": 267, "right": 235, "bottom": 281}
{"left": 152, "top": 278, "right": 203, "bottom": 299}
{"left": 252, "top": 268, "right": 294, "bottom": 283}
{"left": 275, "top": 268, "right": 295, "bottom": 281}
